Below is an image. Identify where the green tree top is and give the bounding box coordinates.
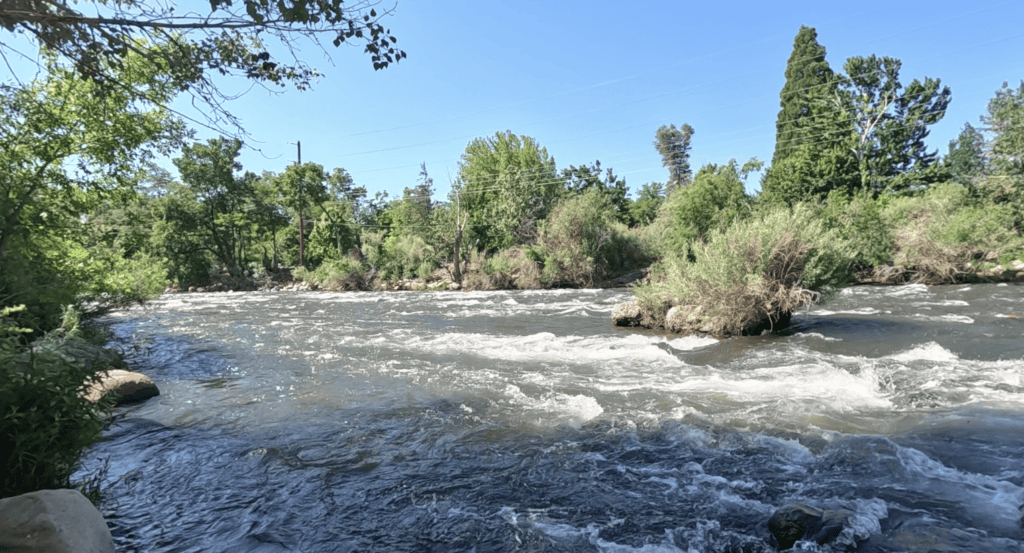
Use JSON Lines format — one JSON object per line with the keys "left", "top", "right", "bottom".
{"left": 772, "top": 26, "right": 838, "bottom": 166}
{"left": 457, "top": 131, "right": 559, "bottom": 251}
{"left": 834, "top": 55, "right": 951, "bottom": 193}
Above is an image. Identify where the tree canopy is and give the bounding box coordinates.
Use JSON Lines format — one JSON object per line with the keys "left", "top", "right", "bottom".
{"left": 457, "top": 131, "right": 559, "bottom": 251}
{"left": 834, "top": 55, "right": 952, "bottom": 194}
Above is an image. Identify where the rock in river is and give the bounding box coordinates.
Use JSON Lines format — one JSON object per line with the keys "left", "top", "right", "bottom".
{"left": 83, "top": 369, "right": 160, "bottom": 406}
{"left": 768, "top": 503, "right": 852, "bottom": 550}
{"left": 0, "top": 489, "right": 115, "bottom": 553}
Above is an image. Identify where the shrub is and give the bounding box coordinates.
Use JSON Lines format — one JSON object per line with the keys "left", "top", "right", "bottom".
{"left": 633, "top": 204, "right": 851, "bottom": 336}
{"left": 820, "top": 189, "right": 894, "bottom": 271}
{"left": 293, "top": 258, "right": 366, "bottom": 290}
{"left": 372, "top": 234, "right": 437, "bottom": 281}
{"left": 882, "top": 182, "right": 1024, "bottom": 283}
{"left": 479, "top": 247, "right": 541, "bottom": 289}
{"left": 1, "top": 306, "right": 114, "bottom": 499}
{"left": 660, "top": 162, "right": 751, "bottom": 259}
{"left": 536, "top": 189, "right": 649, "bottom": 287}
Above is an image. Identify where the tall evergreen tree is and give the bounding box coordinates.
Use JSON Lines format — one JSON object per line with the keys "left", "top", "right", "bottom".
{"left": 654, "top": 123, "right": 695, "bottom": 194}
{"left": 771, "top": 26, "right": 838, "bottom": 166}
{"left": 946, "top": 123, "right": 986, "bottom": 187}
{"left": 761, "top": 26, "right": 856, "bottom": 206}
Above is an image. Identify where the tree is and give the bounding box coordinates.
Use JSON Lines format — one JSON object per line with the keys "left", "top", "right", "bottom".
{"left": 457, "top": 131, "right": 560, "bottom": 251}
{"left": 0, "top": 50, "right": 185, "bottom": 329}
{"left": 832, "top": 55, "right": 951, "bottom": 194}
{"left": 1, "top": 0, "right": 405, "bottom": 130}
{"left": 654, "top": 123, "right": 695, "bottom": 194}
{"left": 274, "top": 162, "right": 329, "bottom": 267}
{"left": 771, "top": 26, "right": 839, "bottom": 166}
{"left": 169, "top": 137, "right": 259, "bottom": 271}
{"left": 664, "top": 159, "right": 757, "bottom": 256}
{"left": 979, "top": 81, "right": 1024, "bottom": 221}
{"left": 627, "top": 182, "right": 664, "bottom": 227}
{"left": 945, "top": 123, "right": 987, "bottom": 187}
{"left": 560, "top": 161, "right": 630, "bottom": 224}
{"left": 759, "top": 141, "right": 858, "bottom": 206}
{"left": 761, "top": 26, "right": 854, "bottom": 206}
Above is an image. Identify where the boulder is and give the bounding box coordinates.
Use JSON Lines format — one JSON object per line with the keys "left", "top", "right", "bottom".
{"left": 0, "top": 489, "right": 115, "bottom": 553}
{"left": 84, "top": 369, "right": 159, "bottom": 405}
{"left": 767, "top": 504, "right": 851, "bottom": 550}
{"left": 612, "top": 300, "right": 642, "bottom": 327}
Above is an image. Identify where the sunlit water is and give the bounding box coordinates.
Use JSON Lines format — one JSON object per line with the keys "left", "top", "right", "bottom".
{"left": 77, "top": 283, "right": 1024, "bottom": 552}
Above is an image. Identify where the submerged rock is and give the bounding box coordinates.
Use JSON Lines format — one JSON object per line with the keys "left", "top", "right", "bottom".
{"left": 767, "top": 504, "right": 851, "bottom": 550}
{"left": 0, "top": 489, "right": 115, "bottom": 553}
{"left": 84, "top": 369, "right": 160, "bottom": 405}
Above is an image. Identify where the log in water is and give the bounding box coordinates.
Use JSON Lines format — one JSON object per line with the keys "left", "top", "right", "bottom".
{"left": 78, "top": 283, "right": 1024, "bottom": 552}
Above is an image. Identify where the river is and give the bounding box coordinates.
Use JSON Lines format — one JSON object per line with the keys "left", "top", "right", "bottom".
{"left": 77, "top": 283, "right": 1024, "bottom": 552}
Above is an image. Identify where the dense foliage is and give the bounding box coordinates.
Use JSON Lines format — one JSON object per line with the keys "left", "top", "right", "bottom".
{"left": 1, "top": 306, "right": 115, "bottom": 499}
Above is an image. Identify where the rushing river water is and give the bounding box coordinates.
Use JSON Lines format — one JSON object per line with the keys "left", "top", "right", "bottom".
{"left": 77, "top": 283, "right": 1024, "bottom": 552}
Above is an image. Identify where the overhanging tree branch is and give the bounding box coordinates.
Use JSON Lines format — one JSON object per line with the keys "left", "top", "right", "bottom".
{"left": 1, "top": 0, "right": 406, "bottom": 134}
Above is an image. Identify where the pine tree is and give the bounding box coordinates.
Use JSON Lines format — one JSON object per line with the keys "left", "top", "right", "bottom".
{"left": 654, "top": 123, "right": 695, "bottom": 194}
{"left": 771, "top": 26, "right": 838, "bottom": 166}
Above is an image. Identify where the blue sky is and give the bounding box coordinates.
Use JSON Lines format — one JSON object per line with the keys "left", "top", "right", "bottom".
{"left": 6, "top": 1, "right": 1024, "bottom": 198}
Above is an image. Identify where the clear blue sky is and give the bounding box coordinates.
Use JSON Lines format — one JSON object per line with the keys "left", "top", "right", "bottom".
{"left": 7, "top": 1, "right": 1024, "bottom": 198}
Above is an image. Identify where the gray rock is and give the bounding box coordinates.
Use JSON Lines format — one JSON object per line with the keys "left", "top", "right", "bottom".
{"left": 768, "top": 503, "right": 851, "bottom": 550}
{"left": 0, "top": 489, "right": 115, "bottom": 553}
{"left": 83, "top": 369, "right": 159, "bottom": 405}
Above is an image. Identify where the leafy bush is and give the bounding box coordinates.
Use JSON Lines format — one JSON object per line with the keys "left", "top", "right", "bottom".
{"left": 484, "top": 247, "right": 542, "bottom": 289}
{"left": 294, "top": 258, "right": 366, "bottom": 291}
{"left": 820, "top": 189, "right": 894, "bottom": 270}
{"left": 1, "top": 305, "right": 114, "bottom": 499}
{"left": 536, "top": 189, "right": 649, "bottom": 287}
{"left": 384, "top": 234, "right": 437, "bottom": 280}
{"left": 882, "top": 182, "right": 1023, "bottom": 282}
{"left": 660, "top": 162, "right": 751, "bottom": 258}
{"left": 633, "top": 204, "right": 851, "bottom": 336}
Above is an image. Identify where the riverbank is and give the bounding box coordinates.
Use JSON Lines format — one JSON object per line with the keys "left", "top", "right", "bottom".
{"left": 163, "top": 258, "right": 1024, "bottom": 295}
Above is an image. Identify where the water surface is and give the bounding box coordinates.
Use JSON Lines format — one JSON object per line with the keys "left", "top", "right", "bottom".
{"left": 79, "top": 283, "right": 1024, "bottom": 552}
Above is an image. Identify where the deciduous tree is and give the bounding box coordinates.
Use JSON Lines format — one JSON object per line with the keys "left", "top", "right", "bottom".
{"left": 274, "top": 162, "right": 329, "bottom": 266}
{"left": 832, "top": 55, "right": 951, "bottom": 194}
{"left": 457, "top": 131, "right": 559, "bottom": 251}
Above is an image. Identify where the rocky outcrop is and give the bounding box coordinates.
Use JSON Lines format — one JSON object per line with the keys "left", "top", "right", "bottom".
{"left": 0, "top": 489, "right": 115, "bottom": 553}
{"left": 767, "top": 503, "right": 852, "bottom": 550}
{"left": 84, "top": 369, "right": 159, "bottom": 405}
